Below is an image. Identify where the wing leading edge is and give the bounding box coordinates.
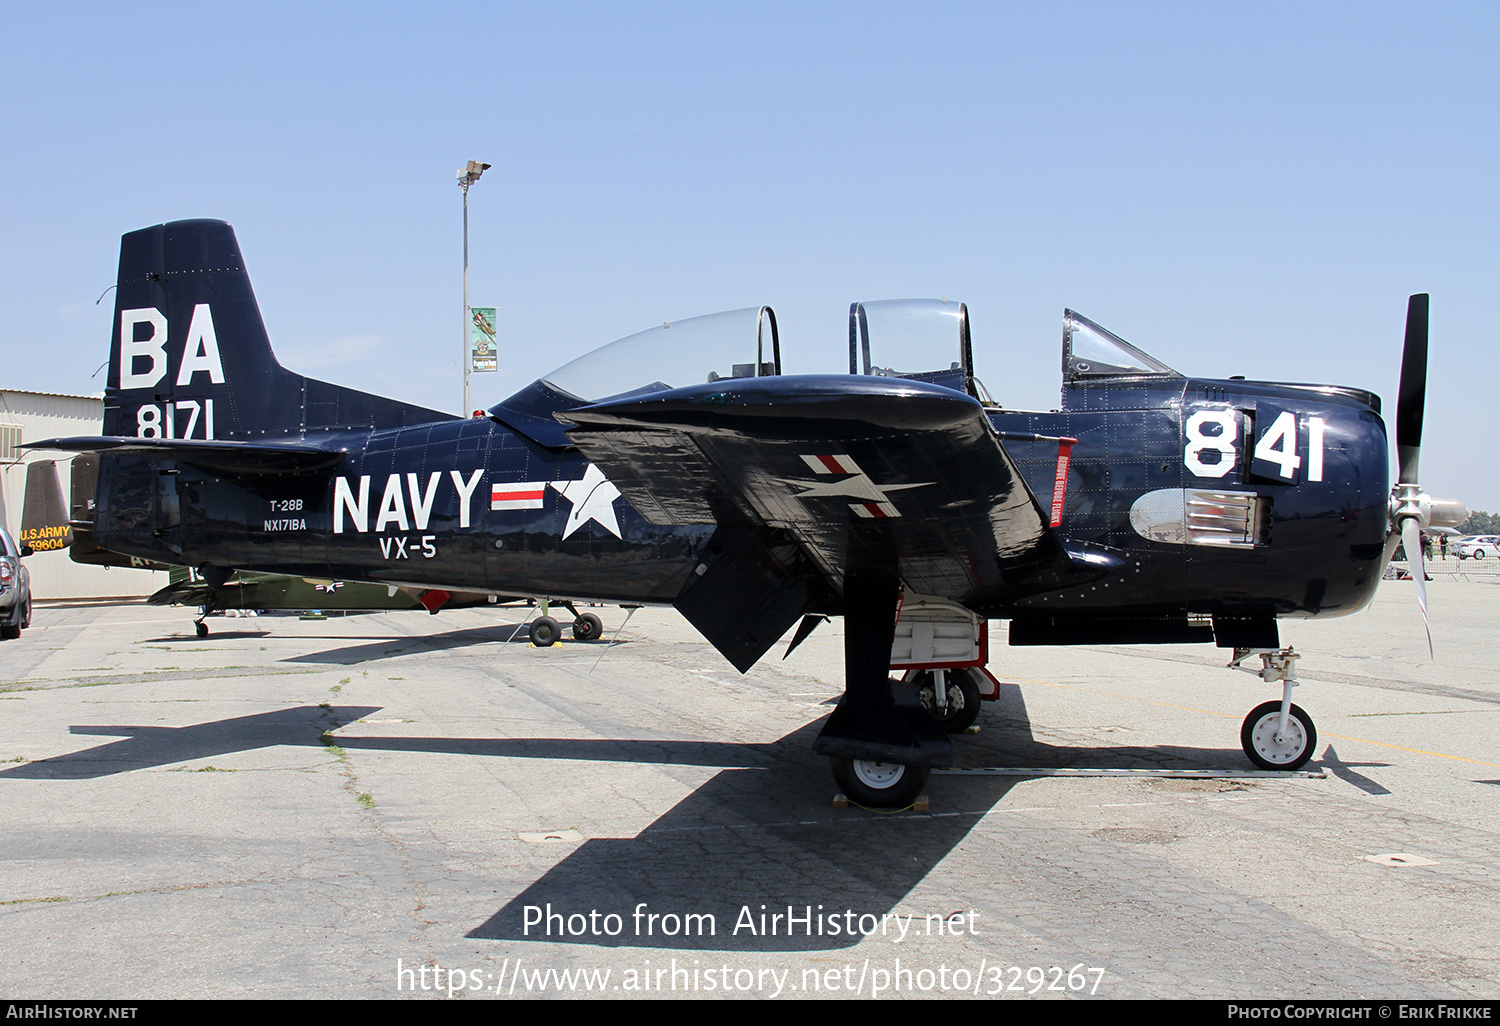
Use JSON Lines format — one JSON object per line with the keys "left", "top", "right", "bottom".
{"left": 563, "top": 375, "right": 1094, "bottom": 666}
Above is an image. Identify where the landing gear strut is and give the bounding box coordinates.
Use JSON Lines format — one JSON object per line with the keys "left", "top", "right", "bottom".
{"left": 1235, "top": 648, "right": 1317, "bottom": 770}
{"left": 816, "top": 573, "right": 951, "bottom": 808}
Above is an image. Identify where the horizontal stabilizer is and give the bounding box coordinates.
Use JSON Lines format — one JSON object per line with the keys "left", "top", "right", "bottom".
{"left": 24, "top": 436, "right": 346, "bottom": 475}
{"left": 147, "top": 579, "right": 212, "bottom": 606}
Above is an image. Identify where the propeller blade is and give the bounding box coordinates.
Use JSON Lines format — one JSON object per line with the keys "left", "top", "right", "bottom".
{"left": 1396, "top": 293, "right": 1428, "bottom": 486}
{"left": 1400, "top": 517, "right": 1432, "bottom": 658}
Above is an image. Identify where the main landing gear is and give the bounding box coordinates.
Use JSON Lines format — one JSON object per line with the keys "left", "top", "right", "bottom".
{"left": 525, "top": 600, "right": 606, "bottom": 646}
{"left": 827, "top": 667, "right": 991, "bottom": 806}
{"left": 830, "top": 755, "right": 930, "bottom": 809}
{"left": 815, "top": 575, "right": 952, "bottom": 809}
{"left": 1231, "top": 647, "right": 1317, "bottom": 770}
{"left": 194, "top": 600, "right": 217, "bottom": 638}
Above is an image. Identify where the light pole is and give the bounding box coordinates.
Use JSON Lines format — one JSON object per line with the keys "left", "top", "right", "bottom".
{"left": 458, "top": 160, "right": 490, "bottom": 416}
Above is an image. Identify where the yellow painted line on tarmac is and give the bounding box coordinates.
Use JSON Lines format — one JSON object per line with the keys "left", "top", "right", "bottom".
{"left": 1316, "top": 733, "right": 1500, "bottom": 769}
{"left": 996, "top": 676, "right": 1500, "bottom": 769}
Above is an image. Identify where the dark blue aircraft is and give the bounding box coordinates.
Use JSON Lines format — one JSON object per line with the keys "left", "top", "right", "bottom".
{"left": 30, "top": 219, "right": 1464, "bottom": 807}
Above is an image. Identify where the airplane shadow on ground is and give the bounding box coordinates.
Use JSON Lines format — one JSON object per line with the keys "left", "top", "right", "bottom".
{"left": 457, "top": 683, "right": 1277, "bottom": 951}
{"left": 0, "top": 686, "right": 1290, "bottom": 950}
{"left": 281, "top": 625, "right": 619, "bottom": 664}
{"left": 139, "top": 631, "right": 273, "bottom": 643}
{"left": 0, "top": 705, "right": 384, "bottom": 779}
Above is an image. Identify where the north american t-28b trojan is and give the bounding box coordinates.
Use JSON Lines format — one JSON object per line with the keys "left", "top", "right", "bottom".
{"left": 31, "top": 219, "right": 1464, "bottom": 806}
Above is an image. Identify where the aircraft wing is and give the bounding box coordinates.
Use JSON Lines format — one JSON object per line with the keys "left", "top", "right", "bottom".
{"left": 563, "top": 375, "right": 1087, "bottom": 611}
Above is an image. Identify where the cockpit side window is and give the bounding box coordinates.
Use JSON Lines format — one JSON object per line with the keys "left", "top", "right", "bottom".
{"left": 1063, "top": 310, "right": 1180, "bottom": 382}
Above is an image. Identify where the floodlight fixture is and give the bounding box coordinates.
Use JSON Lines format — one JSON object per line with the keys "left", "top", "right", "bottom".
{"left": 458, "top": 161, "right": 491, "bottom": 190}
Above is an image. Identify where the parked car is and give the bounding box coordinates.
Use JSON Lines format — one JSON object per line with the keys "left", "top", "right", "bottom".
{"left": 1454, "top": 535, "right": 1500, "bottom": 560}
{"left": 0, "top": 526, "right": 32, "bottom": 640}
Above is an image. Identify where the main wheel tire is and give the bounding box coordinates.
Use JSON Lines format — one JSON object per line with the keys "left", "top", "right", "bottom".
{"left": 195, "top": 621, "right": 209, "bottom": 639}
{"left": 528, "top": 616, "right": 561, "bottom": 647}
{"left": 830, "top": 757, "right": 930, "bottom": 809}
{"left": 572, "top": 613, "right": 603, "bottom": 641}
{"left": 905, "top": 668, "right": 983, "bottom": 733}
{"left": 1241, "top": 701, "right": 1317, "bottom": 770}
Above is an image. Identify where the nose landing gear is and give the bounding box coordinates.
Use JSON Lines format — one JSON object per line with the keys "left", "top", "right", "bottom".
{"left": 1231, "top": 648, "right": 1318, "bottom": 771}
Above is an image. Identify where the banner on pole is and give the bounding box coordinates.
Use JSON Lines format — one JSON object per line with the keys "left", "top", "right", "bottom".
{"left": 470, "top": 307, "right": 498, "bottom": 372}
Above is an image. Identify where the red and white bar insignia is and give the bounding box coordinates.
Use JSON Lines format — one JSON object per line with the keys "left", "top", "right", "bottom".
{"left": 491, "top": 482, "right": 547, "bottom": 511}
{"left": 795, "top": 453, "right": 932, "bottom": 519}
{"left": 801, "top": 453, "right": 862, "bottom": 476}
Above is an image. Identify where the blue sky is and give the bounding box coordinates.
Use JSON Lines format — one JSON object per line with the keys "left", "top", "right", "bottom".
{"left": 3, "top": 2, "right": 1496, "bottom": 510}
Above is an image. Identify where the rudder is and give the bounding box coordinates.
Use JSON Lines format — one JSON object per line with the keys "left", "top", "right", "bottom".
{"left": 105, "top": 219, "right": 453, "bottom": 441}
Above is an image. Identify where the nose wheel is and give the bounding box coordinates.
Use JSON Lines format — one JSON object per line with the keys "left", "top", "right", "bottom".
{"left": 1241, "top": 701, "right": 1316, "bottom": 770}
{"left": 1235, "top": 649, "right": 1318, "bottom": 770}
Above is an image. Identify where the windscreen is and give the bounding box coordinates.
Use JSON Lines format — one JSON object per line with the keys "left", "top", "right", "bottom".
{"left": 1063, "top": 310, "right": 1178, "bottom": 381}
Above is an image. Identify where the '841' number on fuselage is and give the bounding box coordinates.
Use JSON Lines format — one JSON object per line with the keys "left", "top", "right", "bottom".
{"left": 1185, "top": 409, "right": 1326, "bottom": 483}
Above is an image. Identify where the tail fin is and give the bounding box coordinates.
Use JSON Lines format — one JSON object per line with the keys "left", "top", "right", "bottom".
{"left": 20, "top": 461, "right": 71, "bottom": 553}
{"left": 105, "top": 219, "right": 454, "bottom": 441}
{"left": 31, "top": 452, "right": 166, "bottom": 569}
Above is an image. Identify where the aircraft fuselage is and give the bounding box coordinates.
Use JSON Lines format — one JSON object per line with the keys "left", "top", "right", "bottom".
{"left": 992, "top": 374, "right": 1389, "bottom": 630}
{"left": 94, "top": 419, "right": 715, "bottom": 606}
{"left": 92, "top": 372, "right": 1390, "bottom": 637}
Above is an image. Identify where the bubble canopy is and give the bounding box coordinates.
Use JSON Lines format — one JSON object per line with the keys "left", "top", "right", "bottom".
{"left": 544, "top": 307, "right": 781, "bottom": 404}
{"left": 489, "top": 307, "right": 782, "bottom": 447}
{"left": 488, "top": 299, "right": 1181, "bottom": 448}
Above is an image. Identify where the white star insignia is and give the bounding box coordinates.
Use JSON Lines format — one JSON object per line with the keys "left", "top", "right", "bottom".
{"left": 551, "top": 463, "right": 623, "bottom": 539}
